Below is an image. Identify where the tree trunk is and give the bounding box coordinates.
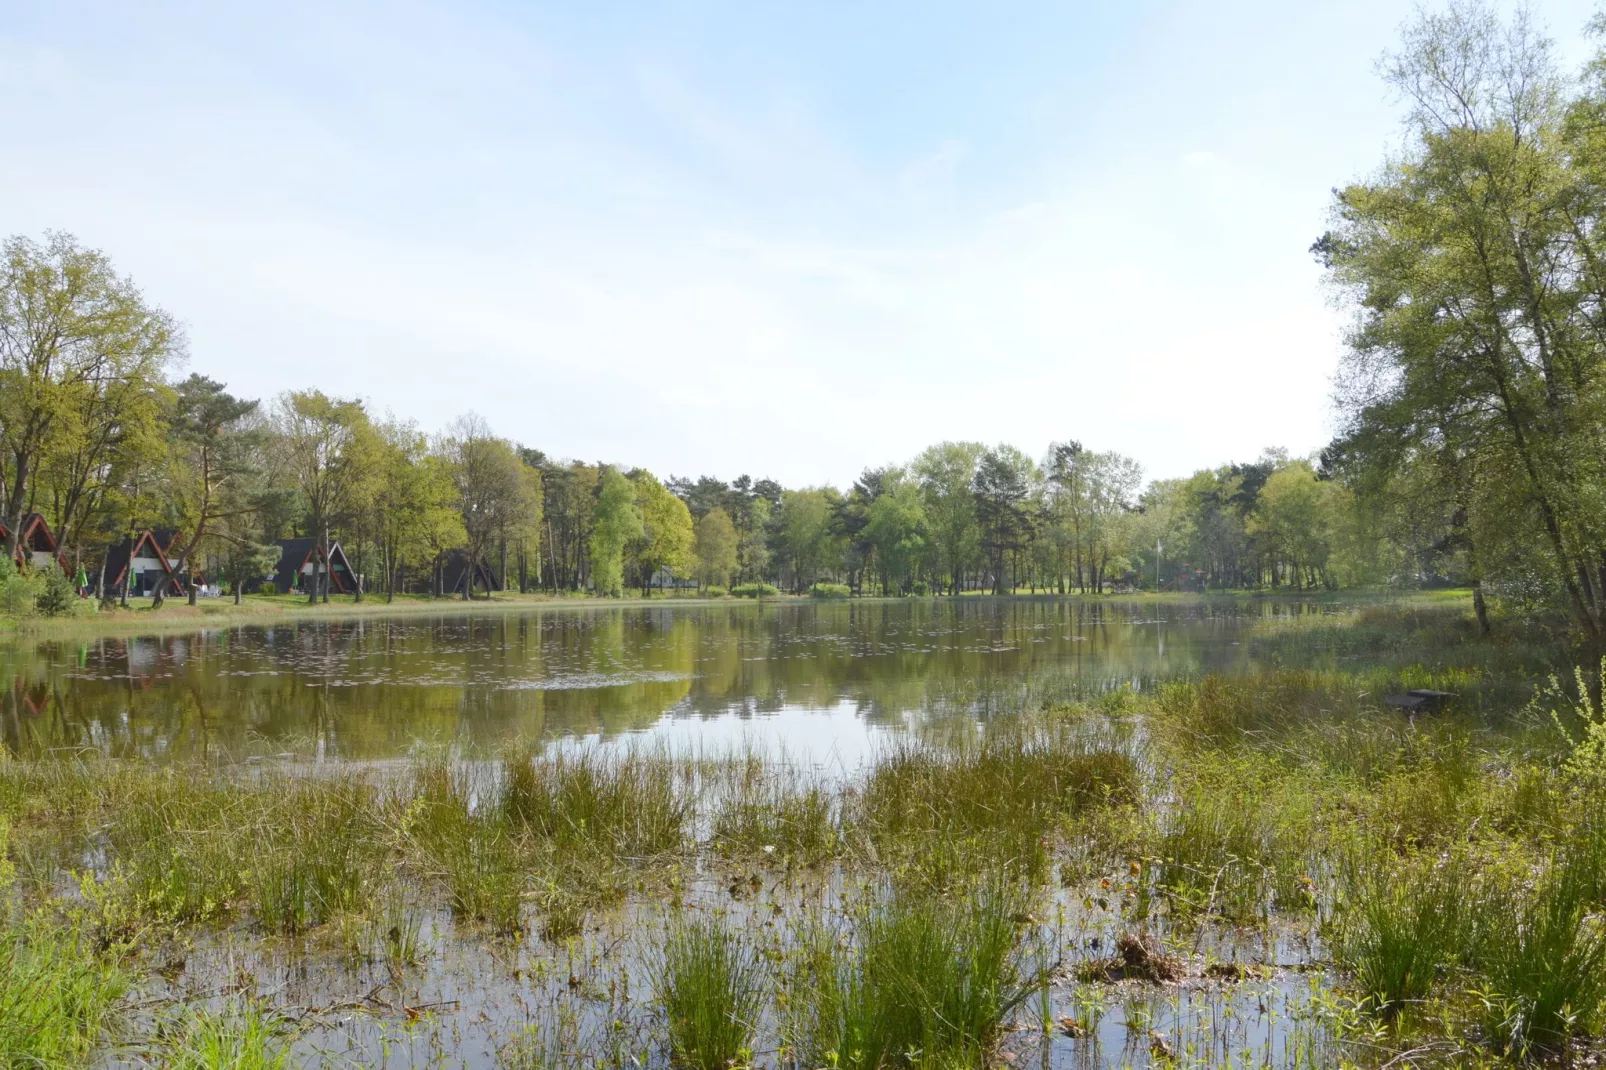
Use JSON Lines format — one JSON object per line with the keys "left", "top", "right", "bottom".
{"left": 1472, "top": 579, "right": 1491, "bottom": 637}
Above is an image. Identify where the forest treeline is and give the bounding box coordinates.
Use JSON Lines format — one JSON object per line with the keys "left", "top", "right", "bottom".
{"left": 6, "top": 2, "right": 1606, "bottom": 623}
{"left": 0, "top": 230, "right": 1380, "bottom": 607}
{"left": 0, "top": 232, "right": 1499, "bottom": 608}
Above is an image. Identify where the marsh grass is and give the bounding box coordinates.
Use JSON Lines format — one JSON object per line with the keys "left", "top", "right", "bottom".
{"left": 153, "top": 999, "right": 293, "bottom": 1069}
{"left": 655, "top": 912, "right": 766, "bottom": 1070}
{"left": 246, "top": 779, "right": 381, "bottom": 933}
{"left": 784, "top": 874, "right": 1034, "bottom": 1069}
{"left": 854, "top": 717, "right": 1137, "bottom": 880}
{"left": 501, "top": 746, "right": 690, "bottom": 857}
{"left": 0, "top": 916, "right": 126, "bottom": 1067}
{"left": 1473, "top": 832, "right": 1606, "bottom": 1054}
{"left": 1338, "top": 849, "right": 1467, "bottom": 1014}
{"left": 1152, "top": 752, "right": 1318, "bottom": 923}
{"left": 710, "top": 755, "right": 838, "bottom": 865}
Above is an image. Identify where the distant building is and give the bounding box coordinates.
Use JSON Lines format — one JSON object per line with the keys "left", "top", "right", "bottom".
{"left": 441, "top": 548, "right": 498, "bottom": 596}
{"left": 103, "top": 530, "right": 187, "bottom": 596}
{"left": 269, "top": 538, "right": 357, "bottom": 595}
{"left": 0, "top": 513, "right": 67, "bottom": 574}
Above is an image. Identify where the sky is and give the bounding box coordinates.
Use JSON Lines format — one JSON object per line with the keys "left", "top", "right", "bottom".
{"left": 2, "top": 1, "right": 1601, "bottom": 488}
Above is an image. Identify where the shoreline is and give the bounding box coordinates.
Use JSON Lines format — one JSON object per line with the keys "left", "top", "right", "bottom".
{"left": 0, "top": 586, "right": 1464, "bottom": 642}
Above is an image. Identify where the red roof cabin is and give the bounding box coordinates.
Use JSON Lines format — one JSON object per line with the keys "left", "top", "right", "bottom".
{"left": 0, "top": 513, "right": 67, "bottom": 574}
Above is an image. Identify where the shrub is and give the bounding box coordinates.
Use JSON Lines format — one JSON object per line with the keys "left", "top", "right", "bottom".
{"left": 731, "top": 583, "right": 779, "bottom": 599}
{"left": 809, "top": 582, "right": 851, "bottom": 599}
{"left": 698, "top": 585, "right": 728, "bottom": 598}
{"left": 34, "top": 567, "right": 80, "bottom": 618}
{"left": 910, "top": 580, "right": 931, "bottom": 596}
{"left": 0, "top": 557, "right": 41, "bottom": 620}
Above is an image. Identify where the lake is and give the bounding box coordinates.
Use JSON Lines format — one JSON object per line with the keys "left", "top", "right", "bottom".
{"left": 1, "top": 597, "right": 1326, "bottom": 763}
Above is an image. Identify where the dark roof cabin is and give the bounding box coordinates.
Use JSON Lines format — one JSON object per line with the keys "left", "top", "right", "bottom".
{"left": 442, "top": 549, "right": 498, "bottom": 595}
{"left": 270, "top": 539, "right": 355, "bottom": 594}
{"left": 103, "top": 529, "right": 186, "bottom": 595}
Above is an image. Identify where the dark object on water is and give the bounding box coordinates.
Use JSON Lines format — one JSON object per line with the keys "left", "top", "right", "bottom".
{"left": 1077, "top": 931, "right": 1183, "bottom": 983}
{"left": 1384, "top": 689, "right": 1457, "bottom": 713}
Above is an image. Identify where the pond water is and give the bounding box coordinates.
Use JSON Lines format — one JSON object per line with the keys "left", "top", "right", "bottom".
{"left": 1, "top": 597, "right": 1329, "bottom": 763}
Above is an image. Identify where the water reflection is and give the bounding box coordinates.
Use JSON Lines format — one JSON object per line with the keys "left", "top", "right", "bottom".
{"left": 0, "top": 598, "right": 1332, "bottom": 761}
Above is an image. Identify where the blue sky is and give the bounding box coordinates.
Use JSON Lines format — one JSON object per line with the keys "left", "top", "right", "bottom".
{"left": 3, "top": 1, "right": 1599, "bottom": 487}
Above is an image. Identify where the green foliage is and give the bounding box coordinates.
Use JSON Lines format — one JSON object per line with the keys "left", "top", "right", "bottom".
{"left": 784, "top": 875, "right": 1033, "bottom": 1070}
{"left": 693, "top": 508, "right": 739, "bottom": 589}
{"left": 1338, "top": 849, "right": 1467, "bottom": 1014}
{"left": 589, "top": 467, "right": 643, "bottom": 597}
{"left": 0, "top": 556, "right": 42, "bottom": 619}
{"left": 730, "top": 582, "right": 778, "bottom": 598}
{"left": 655, "top": 913, "right": 765, "bottom": 1070}
{"left": 0, "top": 917, "right": 127, "bottom": 1067}
{"left": 33, "top": 566, "right": 80, "bottom": 618}
{"left": 1474, "top": 834, "right": 1606, "bottom": 1054}
{"left": 154, "top": 999, "right": 293, "bottom": 1069}
{"left": 808, "top": 582, "right": 850, "bottom": 599}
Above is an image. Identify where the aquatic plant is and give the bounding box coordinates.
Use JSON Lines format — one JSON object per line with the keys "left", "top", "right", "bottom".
{"left": 153, "top": 999, "right": 293, "bottom": 1069}
{"left": 1473, "top": 834, "right": 1606, "bottom": 1054}
{"left": 786, "top": 874, "right": 1033, "bottom": 1069}
{"left": 655, "top": 912, "right": 765, "bottom": 1070}
{"left": 1337, "top": 849, "right": 1466, "bottom": 1015}
{"left": 0, "top": 918, "right": 126, "bottom": 1067}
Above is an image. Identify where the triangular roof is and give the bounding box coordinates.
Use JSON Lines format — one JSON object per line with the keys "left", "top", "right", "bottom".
{"left": 104, "top": 529, "right": 187, "bottom": 592}
{"left": 272, "top": 538, "right": 354, "bottom": 594}
{"left": 4, "top": 513, "right": 61, "bottom": 569}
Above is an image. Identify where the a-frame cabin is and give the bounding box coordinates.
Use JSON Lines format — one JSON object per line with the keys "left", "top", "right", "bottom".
{"left": 270, "top": 539, "right": 356, "bottom": 594}
{"left": 0, "top": 513, "right": 67, "bottom": 574}
{"left": 103, "top": 530, "right": 187, "bottom": 596}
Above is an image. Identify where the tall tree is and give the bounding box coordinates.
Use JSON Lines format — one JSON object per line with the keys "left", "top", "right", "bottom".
{"left": 444, "top": 413, "right": 535, "bottom": 600}
{"left": 0, "top": 232, "right": 179, "bottom": 559}
{"left": 972, "top": 445, "right": 1038, "bottom": 594}
{"left": 272, "top": 390, "right": 376, "bottom": 603}
{"left": 629, "top": 470, "right": 695, "bottom": 596}
{"left": 589, "top": 467, "right": 642, "bottom": 597}
{"left": 694, "top": 507, "right": 739, "bottom": 588}
{"left": 913, "top": 441, "right": 983, "bottom": 594}
{"left": 150, "top": 375, "right": 262, "bottom": 607}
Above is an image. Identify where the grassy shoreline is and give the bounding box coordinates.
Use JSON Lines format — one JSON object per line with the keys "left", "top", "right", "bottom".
{"left": 1, "top": 585, "right": 1468, "bottom": 642}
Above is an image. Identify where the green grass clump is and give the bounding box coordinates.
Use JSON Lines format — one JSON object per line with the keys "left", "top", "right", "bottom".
{"left": 785, "top": 876, "right": 1033, "bottom": 1069}
{"left": 1154, "top": 755, "right": 1318, "bottom": 922}
{"left": 246, "top": 779, "right": 380, "bottom": 933}
{"left": 855, "top": 719, "right": 1137, "bottom": 878}
{"left": 0, "top": 918, "right": 126, "bottom": 1067}
{"left": 1474, "top": 833, "right": 1606, "bottom": 1054}
{"left": 153, "top": 999, "right": 293, "bottom": 1069}
{"left": 655, "top": 913, "right": 766, "bottom": 1070}
{"left": 1338, "top": 849, "right": 1466, "bottom": 1015}
{"left": 711, "top": 759, "right": 838, "bottom": 865}
{"left": 501, "top": 747, "right": 689, "bottom": 857}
